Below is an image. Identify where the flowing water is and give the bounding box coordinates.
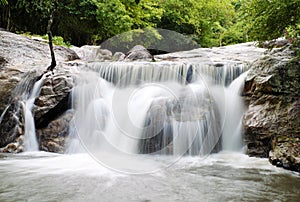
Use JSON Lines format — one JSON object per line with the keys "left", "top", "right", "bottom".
{"left": 0, "top": 152, "right": 299, "bottom": 201}
{"left": 1, "top": 60, "right": 300, "bottom": 201}
{"left": 22, "top": 74, "right": 46, "bottom": 151}
{"left": 67, "top": 61, "right": 247, "bottom": 173}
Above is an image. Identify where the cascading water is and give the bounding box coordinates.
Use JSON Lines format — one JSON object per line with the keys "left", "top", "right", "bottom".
{"left": 22, "top": 74, "right": 46, "bottom": 151}
{"left": 70, "top": 60, "right": 248, "bottom": 164}
{"left": 85, "top": 61, "right": 247, "bottom": 86}
{"left": 221, "top": 72, "right": 248, "bottom": 151}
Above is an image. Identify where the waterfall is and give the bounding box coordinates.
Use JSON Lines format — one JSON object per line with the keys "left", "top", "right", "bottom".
{"left": 22, "top": 74, "right": 46, "bottom": 151}
{"left": 211, "top": 71, "right": 248, "bottom": 151}
{"left": 222, "top": 72, "right": 247, "bottom": 151}
{"left": 84, "top": 61, "right": 247, "bottom": 87}
{"left": 70, "top": 60, "right": 248, "bottom": 159}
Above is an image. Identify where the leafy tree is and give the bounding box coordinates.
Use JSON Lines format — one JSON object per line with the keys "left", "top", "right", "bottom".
{"left": 0, "top": 0, "right": 248, "bottom": 47}
{"left": 92, "top": 0, "right": 163, "bottom": 43}
{"left": 241, "top": 0, "right": 300, "bottom": 45}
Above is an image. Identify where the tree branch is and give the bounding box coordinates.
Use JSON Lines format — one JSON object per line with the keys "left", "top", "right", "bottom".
{"left": 46, "top": 10, "right": 56, "bottom": 72}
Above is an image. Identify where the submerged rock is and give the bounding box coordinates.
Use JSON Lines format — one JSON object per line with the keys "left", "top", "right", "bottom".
{"left": 243, "top": 46, "right": 300, "bottom": 171}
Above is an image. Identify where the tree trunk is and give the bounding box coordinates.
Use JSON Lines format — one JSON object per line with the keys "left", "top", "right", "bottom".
{"left": 47, "top": 11, "right": 56, "bottom": 72}
{"left": 6, "top": 2, "right": 10, "bottom": 31}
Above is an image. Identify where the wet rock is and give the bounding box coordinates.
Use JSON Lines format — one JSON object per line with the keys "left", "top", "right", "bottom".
{"left": 37, "top": 110, "right": 73, "bottom": 153}
{"left": 124, "top": 45, "right": 153, "bottom": 61}
{"left": 34, "top": 70, "right": 74, "bottom": 128}
{"left": 0, "top": 102, "right": 24, "bottom": 148}
{"left": 243, "top": 46, "right": 300, "bottom": 171}
{"left": 0, "top": 135, "right": 24, "bottom": 153}
{"left": 269, "top": 136, "right": 300, "bottom": 172}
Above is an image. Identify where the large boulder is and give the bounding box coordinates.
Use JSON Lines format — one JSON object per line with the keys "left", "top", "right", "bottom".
{"left": 243, "top": 46, "right": 300, "bottom": 171}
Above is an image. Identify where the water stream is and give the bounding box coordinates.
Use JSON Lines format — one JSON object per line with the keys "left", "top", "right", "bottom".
{"left": 22, "top": 74, "right": 45, "bottom": 151}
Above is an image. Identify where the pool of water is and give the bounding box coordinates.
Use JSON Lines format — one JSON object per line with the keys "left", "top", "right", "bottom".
{"left": 0, "top": 151, "right": 299, "bottom": 202}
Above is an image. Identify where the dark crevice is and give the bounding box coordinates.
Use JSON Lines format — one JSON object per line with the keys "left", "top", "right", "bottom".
{"left": 147, "top": 49, "right": 169, "bottom": 55}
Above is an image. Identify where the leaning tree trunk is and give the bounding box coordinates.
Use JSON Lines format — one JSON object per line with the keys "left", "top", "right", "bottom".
{"left": 47, "top": 10, "right": 56, "bottom": 72}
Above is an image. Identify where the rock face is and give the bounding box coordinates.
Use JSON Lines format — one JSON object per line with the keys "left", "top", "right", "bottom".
{"left": 0, "top": 30, "right": 79, "bottom": 153}
{"left": 243, "top": 46, "right": 300, "bottom": 171}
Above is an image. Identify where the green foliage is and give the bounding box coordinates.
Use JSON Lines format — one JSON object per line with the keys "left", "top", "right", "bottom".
{"left": 92, "top": 0, "right": 163, "bottom": 43}
{"left": 0, "top": 0, "right": 264, "bottom": 47}
{"left": 158, "top": 0, "right": 237, "bottom": 47}
{"left": 54, "top": 0, "right": 99, "bottom": 45}
{"left": 41, "top": 35, "right": 71, "bottom": 47}
{"left": 0, "top": 0, "right": 7, "bottom": 6}
{"left": 241, "top": 0, "right": 300, "bottom": 45}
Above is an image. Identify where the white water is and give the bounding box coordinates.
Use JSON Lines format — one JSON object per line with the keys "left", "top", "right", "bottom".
{"left": 222, "top": 72, "right": 248, "bottom": 150}
{"left": 22, "top": 74, "right": 46, "bottom": 151}
{"left": 69, "top": 61, "right": 248, "bottom": 173}
{"left": 86, "top": 61, "right": 247, "bottom": 86}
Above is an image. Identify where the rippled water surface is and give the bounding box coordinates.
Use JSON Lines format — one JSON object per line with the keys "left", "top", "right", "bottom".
{"left": 0, "top": 152, "right": 299, "bottom": 202}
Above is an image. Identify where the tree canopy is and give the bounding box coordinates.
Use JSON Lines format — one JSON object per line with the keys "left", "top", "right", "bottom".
{"left": 0, "top": 0, "right": 299, "bottom": 48}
